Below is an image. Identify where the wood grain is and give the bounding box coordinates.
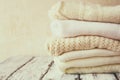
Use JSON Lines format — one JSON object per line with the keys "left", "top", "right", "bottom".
{"left": 7, "top": 56, "right": 53, "bottom": 80}
{"left": 0, "top": 56, "right": 34, "bottom": 80}
{"left": 116, "top": 73, "right": 120, "bottom": 80}
{"left": 0, "top": 56, "right": 119, "bottom": 80}
{"left": 43, "top": 63, "right": 78, "bottom": 80}
{"left": 80, "top": 74, "right": 117, "bottom": 80}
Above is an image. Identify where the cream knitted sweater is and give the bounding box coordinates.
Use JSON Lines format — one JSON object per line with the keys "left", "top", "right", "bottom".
{"left": 51, "top": 20, "right": 120, "bottom": 40}
{"left": 47, "top": 36, "right": 120, "bottom": 55}
{"left": 55, "top": 56, "right": 120, "bottom": 70}
{"left": 57, "top": 49, "right": 120, "bottom": 62}
{"left": 65, "top": 64, "right": 120, "bottom": 73}
{"left": 49, "top": 1, "right": 120, "bottom": 23}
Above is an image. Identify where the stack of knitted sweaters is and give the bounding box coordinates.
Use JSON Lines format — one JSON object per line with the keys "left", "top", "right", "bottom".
{"left": 47, "top": 0, "right": 120, "bottom": 73}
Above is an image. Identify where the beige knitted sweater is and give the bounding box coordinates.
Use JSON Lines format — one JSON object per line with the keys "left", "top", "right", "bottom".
{"left": 49, "top": 0, "right": 120, "bottom": 23}
{"left": 65, "top": 64, "right": 120, "bottom": 73}
{"left": 47, "top": 36, "right": 120, "bottom": 56}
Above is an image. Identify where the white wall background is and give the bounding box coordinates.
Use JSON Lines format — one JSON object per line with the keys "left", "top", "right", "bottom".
{"left": 0, "top": 0, "right": 57, "bottom": 62}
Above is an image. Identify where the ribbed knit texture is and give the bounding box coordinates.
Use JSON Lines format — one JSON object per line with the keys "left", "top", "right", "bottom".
{"left": 49, "top": 1, "right": 120, "bottom": 23}
{"left": 47, "top": 36, "right": 120, "bottom": 56}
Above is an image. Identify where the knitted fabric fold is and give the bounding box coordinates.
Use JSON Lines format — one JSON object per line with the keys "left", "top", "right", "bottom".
{"left": 49, "top": 1, "right": 120, "bottom": 23}
{"left": 54, "top": 56, "right": 120, "bottom": 70}
{"left": 65, "top": 64, "right": 120, "bottom": 73}
{"left": 54, "top": 56, "right": 120, "bottom": 73}
{"left": 57, "top": 49, "right": 120, "bottom": 62}
{"left": 51, "top": 20, "right": 120, "bottom": 40}
{"left": 47, "top": 36, "right": 120, "bottom": 56}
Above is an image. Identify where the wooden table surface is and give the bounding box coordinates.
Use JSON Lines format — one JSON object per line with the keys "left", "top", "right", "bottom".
{"left": 0, "top": 56, "right": 119, "bottom": 80}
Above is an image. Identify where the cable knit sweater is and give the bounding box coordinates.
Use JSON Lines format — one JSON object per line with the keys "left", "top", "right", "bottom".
{"left": 47, "top": 36, "right": 120, "bottom": 56}
{"left": 49, "top": 1, "right": 120, "bottom": 23}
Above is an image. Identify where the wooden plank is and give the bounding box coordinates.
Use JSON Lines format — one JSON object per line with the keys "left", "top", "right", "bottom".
{"left": 80, "top": 74, "right": 117, "bottom": 80}
{"left": 0, "top": 56, "right": 34, "bottom": 80}
{"left": 115, "top": 73, "right": 120, "bottom": 80}
{"left": 7, "top": 56, "right": 53, "bottom": 80}
{"left": 43, "top": 63, "right": 78, "bottom": 80}
{"left": 60, "top": 74, "right": 79, "bottom": 80}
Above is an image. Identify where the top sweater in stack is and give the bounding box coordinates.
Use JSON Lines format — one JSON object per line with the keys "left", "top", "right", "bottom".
{"left": 49, "top": 0, "right": 120, "bottom": 23}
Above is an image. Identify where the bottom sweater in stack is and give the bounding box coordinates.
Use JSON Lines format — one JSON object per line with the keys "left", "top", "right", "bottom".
{"left": 47, "top": 36, "right": 120, "bottom": 73}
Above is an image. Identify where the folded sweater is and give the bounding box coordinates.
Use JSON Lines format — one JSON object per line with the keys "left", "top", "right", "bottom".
{"left": 55, "top": 56, "right": 120, "bottom": 71}
{"left": 65, "top": 64, "right": 120, "bottom": 73}
{"left": 51, "top": 20, "right": 120, "bottom": 40}
{"left": 47, "top": 36, "right": 120, "bottom": 56}
{"left": 49, "top": 1, "right": 120, "bottom": 23}
{"left": 57, "top": 49, "right": 120, "bottom": 62}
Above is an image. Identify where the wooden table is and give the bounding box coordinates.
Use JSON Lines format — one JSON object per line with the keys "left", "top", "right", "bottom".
{"left": 0, "top": 56, "right": 119, "bottom": 80}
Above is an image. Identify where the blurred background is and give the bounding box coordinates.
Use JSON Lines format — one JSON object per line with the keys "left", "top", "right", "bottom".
{"left": 0, "top": 0, "right": 57, "bottom": 62}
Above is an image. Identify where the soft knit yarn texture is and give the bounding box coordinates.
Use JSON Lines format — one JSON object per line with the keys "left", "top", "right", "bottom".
{"left": 65, "top": 65, "right": 120, "bottom": 73}
{"left": 51, "top": 20, "right": 120, "bottom": 40}
{"left": 54, "top": 56, "right": 120, "bottom": 70}
{"left": 49, "top": 1, "right": 120, "bottom": 23}
{"left": 47, "top": 36, "right": 120, "bottom": 56}
{"left": 57, "top": 49, "right": 120, "bottom": 62}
